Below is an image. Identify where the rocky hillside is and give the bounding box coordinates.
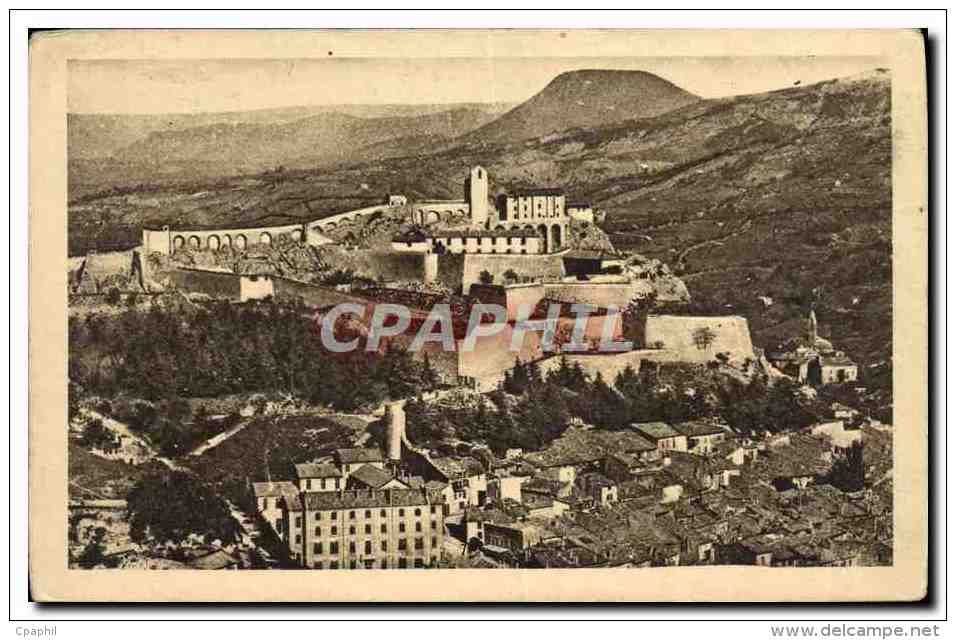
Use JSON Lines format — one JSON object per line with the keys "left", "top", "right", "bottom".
{"left": 465, "top": 69, "right": 700, "bottom": 144}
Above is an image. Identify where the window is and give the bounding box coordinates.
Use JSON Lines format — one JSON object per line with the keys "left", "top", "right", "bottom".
{"left": 365, "top": 541, "right": 372, "bottom": 555}
{"left": 295, "top": 516, "right": 302, "bottom": 527}
{"left": 398, "top": 539, "right": 407, "bottom": 551}
{"left": 415, "top": 522, "right": 422, "bottom": 533}
{"left": 350, "top": 561, "right": 357, "bottom": 569}
{"left": 414, "top": 508, "right": 421, "bottom": 517}
{"left": 314, "top": 561, "right": 323, "bottom": 569}
{"left": 331, "top": 526, "right": 337, "bottom": 535}
{"left": 349, "top": 542, "right": 356, "bottom": 554}
{"left": 314, "top": 526, "right": 321, "bottom": 536}
{"left": 349, "top": 511, "right": 355, "bottom": 520}
{"left": 330, "top": 561, "right": 339, "bottom": 569}
{"left": 380, "top": 524, "right": 387, "bottom": 533}
{"left": 365, "top": 524, "right": 371, "bottom": 534}
{"left": 414, "top": 558, "right": 424, "bottom": 568}
{"left": 321, "top": 479, "right": 327, "bottom": 490}
{"left": 380, "top": 509, "right": 387, "bottom": 517}
{"left": 315, "top": 512, "right": 321, "bottom": 521}
{"left": 349, "top": 526, "right": 355, "bottom": 535}
{"left": 415, "top": 538, "right": 424, "bottom": 550}
{"left": 380, "top": 559, "right": 387, "bottom": 569}
{"left": 431, "top": 521, "right": 436, "bottom": 531}
{"left": 365, "top": 510, "right": 371, "bottom": 518}
{"left": 399, "top": 523, "right": 406, "bottom": 533}
{"left": 330, "top": 542, "right": 339, "bottom": 554}
{"left": 381, "top": 541, "right": 387, "bottom": 552}
{"left": 398, "top": 509, "right": 405, "bottom": 517}
{"left": 430, "top": 505, "right": 437, "bottom": 514}
{"left": 295, "top": 534, "right": 301, "bottom": 543}
{"left": 398, "top": 558, "right": 407, "bottom": 569}
{"left": 335, "top": 479, "right": 340, "bottom": 489}
{"left": 432, "top": 537, "right": 437, "bottom": 548}
{"left": 313, "top": 542, "right": 322, "bottom": 554}
{"left": 331, "top": 512, "right": 337, "bottom": 520}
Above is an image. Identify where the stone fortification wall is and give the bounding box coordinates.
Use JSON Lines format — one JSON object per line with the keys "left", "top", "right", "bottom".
{"left": 455, "top": 326, "right": 545, "bottom": 392}
{"left": 644, "top": 315, "right": 755, "bottom": 363}
{"left": 542, "top": 281, "right": 639, "bottom": 308}
{"left": 467, "top": 283, "right": 547, "bottom": 321}
{"left": 460, "top": 254, "right": 565, "bottom": 290}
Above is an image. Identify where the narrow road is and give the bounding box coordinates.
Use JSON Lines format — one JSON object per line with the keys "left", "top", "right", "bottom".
{"left": 187, "top": 419, "right": 251, "bottom": 457}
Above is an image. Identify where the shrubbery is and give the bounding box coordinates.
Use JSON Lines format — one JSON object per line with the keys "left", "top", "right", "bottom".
{"left": 405, "top": 356, "right": 822, "bottom": 454}
{"left": 79, "top": 418, "right": 121, "bottom": 454}
{"left": 127, "top": 471, "right": 240, "bottom": 545}
{"left": 69, "top": 300, "right": 436, "bottom": 411}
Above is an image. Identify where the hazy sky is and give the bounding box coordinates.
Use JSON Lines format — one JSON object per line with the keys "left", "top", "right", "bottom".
{"left": 69, "top": 56, "right": 884, "bottom": 114}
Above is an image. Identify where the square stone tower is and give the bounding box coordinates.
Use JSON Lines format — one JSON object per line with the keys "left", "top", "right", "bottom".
{"left": 466, "top": 165, "right": 489, "bottom": 228}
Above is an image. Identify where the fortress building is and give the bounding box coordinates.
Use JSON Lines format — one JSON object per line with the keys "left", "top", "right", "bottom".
{"left": 493, "top": 188, "right": 569, "bottom": 253}
{"left": 408, "top": 167, "right": 571, "bottom": 254}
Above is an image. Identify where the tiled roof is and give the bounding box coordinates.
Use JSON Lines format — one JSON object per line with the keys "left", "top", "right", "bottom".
{"left": 521, "top": 492, "right": 556, "bottom": 511}
{"left": 348, "top": 464, "right": 398, "bottom": 489}
{"left": 302, "top": 489, "right": 433, "bottom": 511}
{"left": 430, "top": 456, "right": 485, "bottom": 480}
{"left": 524, "top": 426, "right": 657, "bottom": 468}
{"left": 424, "top": 479, "right": 449, "bottom": 492}
{"left": 758, "top": 433, "right": 833, "bottom": 478}
{"left": 632, "top": 422, "right": 682, "bottom": 440}
{"left": 251, "top": 480, "right": 298, "bottom": 498}
{"left": 821, "top": 354, "right": 857, "bottom": 367}
{"left": 674, "top": 420, "right": 728, "bottom": 438}
{"left": 334, "top": 448, "right": 385, "bottom": 464}
{"left": 294, "top": 463, "right": 342, "bottom": 479}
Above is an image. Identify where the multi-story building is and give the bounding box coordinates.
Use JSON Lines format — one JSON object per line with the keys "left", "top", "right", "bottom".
{"left": 334, "top": 448, "right": 386, "bottom": 481}
{"left": 281, "top": 488, "right": 446, "bottom": 569}
{"left": 294, "top": 462, "right": 343, "bottom": 492}
{"left": 632, "top": 422, "right": 689, "bottom": 453}
{"left": 251, "top": 480, "right": 298, "bottom": 539}
{"left": 493, "top": 188, "right": 569, "bottom": 253}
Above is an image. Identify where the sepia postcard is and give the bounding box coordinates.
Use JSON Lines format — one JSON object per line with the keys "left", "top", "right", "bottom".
{"left": 29, "top": 28, "right": 928, "bottom": 602}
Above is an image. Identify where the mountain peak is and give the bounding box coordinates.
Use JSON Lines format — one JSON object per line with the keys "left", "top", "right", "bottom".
{"left": 468, "top": 69, "right": 699, "bottom": 143}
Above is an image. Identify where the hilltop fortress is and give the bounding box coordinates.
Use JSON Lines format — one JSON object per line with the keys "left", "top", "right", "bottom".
{"left": 131, "top": 166, "right": 689, "bottom": 305}
{"left": 73, "top": 167, "right": 769, "bottom": 391}
{"left": 142, "top": 165, "right": 571, "bottom": 257}
{"left": 87, "top": 167, "right": 763, "bottom": 392}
